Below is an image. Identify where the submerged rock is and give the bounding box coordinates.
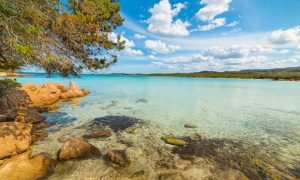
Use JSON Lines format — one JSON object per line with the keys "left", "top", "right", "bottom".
{"left": 171, "top": 137, "right": 296, "bottom": 179}
{"left": 184, "top": 123, "right": 198, "bottom": 128}
{"left": 189, "top": 133, "right": 202, "bottom": 141}
{"left": 162, "top": 137, "right": 187, "bottom": 146}
{"left": 125, "top": 147, "right": 143, "bottom": 162}
{"left": 32, "top": 132, "right": 48, "bottom": 142}
{"left": 0, "top": 150, "right": 56, "bottom": 180}
{"left": 124, "top": 126, "right": 141, "bottom": 134}
{"left": 0, "top": 122, "right": 32, "bottom": 159}
{"left": 252, "top": 158, "right": 296, "bottom": 179}
{"left": 135, "top": 98, "right": 148, "bottom": 103}
{"left": 87, "top": 116, "right": 141, "bottom": 132}
{"left": 57, "top": 137, "right": 100, "bottom": 160}
{"left": 82, "top": 130, "right": 112, "bottom": 139}
{"left": 181, "top": 167, "right": 210, "bottom": 179}
{"left": 107, "top": 149, "right": 129, "bottom": 166}
{"left": 158, "top": 172, "right": 183, "bottom": 180}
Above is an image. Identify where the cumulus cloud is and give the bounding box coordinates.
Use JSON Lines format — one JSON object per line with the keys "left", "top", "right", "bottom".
{"left": 148, "top": 55, "right": 156, "bottom": 60}
{"left": 162, "top": 54, "right": 214, "bottom": 63}
{"left": 145, "top": 40, "right": 181, "bottom": 54}
{"left": 203, "top": 45, "right": 278, "bottom": 59}
{"left": 150, "top": 44, "right": 298, "bottom": 72}
{"left": 204, "top": 46, "right": 248, "bottom": 59}
{"left": 195, "top": 18, "right": 226, "bottom": 31}
{"left": 109, "top": 33, "right": 143, "bottom": 56}
{"left": 147, "top": 0, "right": 190, "bottom": 37}
{"left": 196, "top": 0, "right": 232, "bottom": 21}
{"left": 269, "top": 26, "right": 300, "bottom": 45}
{"left": 172, "top": 2, "right": 187, "bottom": 16}
{"left": 134, "top": 33, "right": 146, "bottom": 39}
{"left": 194, "top": 0, "right": 232, "bottom": 31}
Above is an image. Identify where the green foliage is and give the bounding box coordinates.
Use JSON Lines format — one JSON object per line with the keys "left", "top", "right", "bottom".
{"left": 147, "top": 72, "right": 300, "bottom": 81}
{"left": 0, "top": 78, "right": 21, "bottom": 97}
{"left": 0, "top": 0, "right": 124, "bottom": 76}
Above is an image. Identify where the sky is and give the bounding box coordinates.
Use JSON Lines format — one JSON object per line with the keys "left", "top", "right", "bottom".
{"left": 101, "top": 0, "right": 300, "bottom": 73}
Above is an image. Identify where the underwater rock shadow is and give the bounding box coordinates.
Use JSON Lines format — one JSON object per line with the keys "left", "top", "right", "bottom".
{"left": 172, "top": 137, "right": 296, "bottom": 180}
{"left": 45, "top": 111, "right": 77, "bottom": 125}
{"left": 135, "top": 98, "right": 148, "bottom": 103}
{"left": 83, "top": 115, "right": 142, "bottom": 132}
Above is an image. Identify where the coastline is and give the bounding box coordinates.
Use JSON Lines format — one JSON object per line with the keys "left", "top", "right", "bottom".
{"left": 0, "top": 81, "right": 90, "bottom": 179}
{"left": 128, "top": 73, "right": 300, "bottom": 82}
{"left": 0, "top": 72, "right": 34, "bottom": 77}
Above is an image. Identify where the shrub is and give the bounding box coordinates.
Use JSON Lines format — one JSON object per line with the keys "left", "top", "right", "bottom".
{"left": 0, "top": 78, "right": 21, "bottom": 97}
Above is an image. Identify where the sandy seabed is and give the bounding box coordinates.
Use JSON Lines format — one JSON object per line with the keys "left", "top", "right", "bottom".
{"left": 31, "top": 114, "right": 298, "bottom": 180}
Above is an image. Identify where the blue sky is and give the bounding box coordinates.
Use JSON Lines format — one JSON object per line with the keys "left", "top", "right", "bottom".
{"left": 102, "top": 0, "right": 300, "bottom": 73}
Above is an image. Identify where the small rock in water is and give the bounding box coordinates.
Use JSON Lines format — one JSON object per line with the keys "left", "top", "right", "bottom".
{"left": 189, "top": 133, "right": 202, "bottom": 141}
{"left": 32, "top": 132, "right": 48, "bottom": 139}
{"left": 107, "top": 149, "right": 129, "bottom": 166}
{"left": 181, "top": 167, "right": 209, "bottom": 179}
{"left": 132, "top": 170, "right": 145, "bottom": 177}
{"left": 124, "top": 126, "right": 140, "bottom": 134}
{"left": 135, "top": 98, "right": 148, "bottom": 103}
{"left": 125, "top": 147, "right": 143, "bottom": 161}
{"left": 158, "top": 172, "right": 183, "bottom": 180}
{"left": 89, "top": 116, "right": 140, "bottom": 132}
{"left": 184, "top": 123, "right": 198, "bottom": 128}
{"left": 32, "top": 132, "right": 48, "bottom": 143}
{"left": 82, "top": 130, "right": 112, "bottom": 139}
{"left": 57, "top": 137, "right": 100, "bottom": 160}
{"left": 162, "top": 136, "right": 187, "bottom": 146}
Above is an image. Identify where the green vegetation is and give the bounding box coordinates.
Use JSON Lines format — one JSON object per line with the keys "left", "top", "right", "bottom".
{"left": 141, "top": 67, "right": 300, "bottom": 81}
{"left": 0, "top": 0, "right": 124, "bottom": 76}
{"left": 0, "top": 79, "right": 21, "bottom": 97}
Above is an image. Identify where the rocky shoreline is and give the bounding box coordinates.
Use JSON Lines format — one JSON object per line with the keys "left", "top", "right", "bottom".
{"left": 0, "top": 81, "right": 89, "bottom": 179}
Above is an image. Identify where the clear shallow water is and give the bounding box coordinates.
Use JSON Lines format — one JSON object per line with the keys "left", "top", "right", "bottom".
{"left": 17, "top": 74, "right": 300, "bottom": 167}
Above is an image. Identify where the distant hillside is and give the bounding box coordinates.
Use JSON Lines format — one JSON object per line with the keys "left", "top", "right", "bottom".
{"left": 137, "top": 66, "right": 300, "bottom": 81}
{"left": 240, "top": 66, "right": 300, "bottom": 73}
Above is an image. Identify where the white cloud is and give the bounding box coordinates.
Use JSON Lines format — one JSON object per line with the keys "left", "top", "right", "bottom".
{"left": 134, "top": 33, "right": 146, "bottom": 39}
{"left": 227, "top": 21, "right": 239, "bottom": 27}
{"left": 109, "top": 33, "right": 143, "bottom": 56}
{"left": 195, "top": 18, "right": 226, "bottom": 31}
{"left": 148, "top": 55, "right": 156, "bottom": 60}
{"left": 145, "top": 40, "right": 181, "bottom": 54}
{"left": 269, "top": 26, "right": 300, "bottom": 45}
{"left": 163, "top": 54, "right": 214, "bottom": 63}
{"left": 203, "top": 45, "right": 279, "bottom": 59}
{"left": 196, "top": 0, "right": 232, "bottom": 21}
{"left": 172, "top": 2, "right": 186, "bottom": 16}
{"left": 150, "top": 43, "right": 299, "bottom": 72}
{"left": 221, "top": 28, "right": 241, "bottom": 35}
{"left": 204, "top": 46, "right": 248, "bottom": 59}
{"left": 147, "top": 0, "right": 190, "bottom": 37}
{"left": 124, "top": 48, "right": 144, "bottom": 56}
{"left": 194, "top": 0, "right": 232, "bottom": 32}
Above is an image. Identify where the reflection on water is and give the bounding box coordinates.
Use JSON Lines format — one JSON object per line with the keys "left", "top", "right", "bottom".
{"left": 17, "top": 74, "right": 300, "bottom": 179}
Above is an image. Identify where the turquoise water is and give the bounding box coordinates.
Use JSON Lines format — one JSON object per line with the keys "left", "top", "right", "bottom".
{"left": 17, "top": 74, "right": 300, "bottom": 168}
